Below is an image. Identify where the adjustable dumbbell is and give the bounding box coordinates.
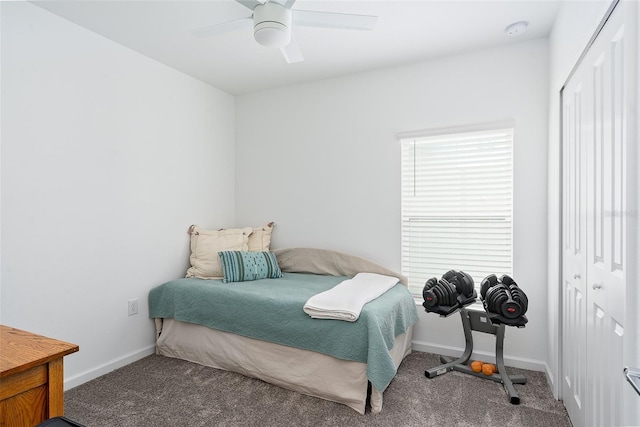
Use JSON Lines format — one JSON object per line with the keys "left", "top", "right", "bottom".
{"left": 482, "top": 275, "right": 528, "bottom": 319}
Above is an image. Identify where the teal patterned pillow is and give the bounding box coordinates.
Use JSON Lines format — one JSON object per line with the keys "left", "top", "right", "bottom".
{"left": 218, "top": 251, "right": 283, "bottom": 283}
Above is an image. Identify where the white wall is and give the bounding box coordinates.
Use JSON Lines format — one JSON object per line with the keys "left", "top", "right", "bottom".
{"left": 546, "top": 0, "right": 613, "bottom": 397}
{"left": 236, "top": 39, "right": 550, "bottom": 369}
{"left": 0, "top": 2, "right": 235, "bottom": 387}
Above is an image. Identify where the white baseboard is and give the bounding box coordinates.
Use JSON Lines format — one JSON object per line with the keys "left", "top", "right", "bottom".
{"left": 64, "top": 345, "right": 156, "bottom": 390}
{"left": 411, "top": 339, "right": 547, "bottom": 373}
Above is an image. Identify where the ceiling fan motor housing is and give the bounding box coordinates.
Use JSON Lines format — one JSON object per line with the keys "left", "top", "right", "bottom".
{"left": 253, "top": 2, "right": 292, "bottom": 48}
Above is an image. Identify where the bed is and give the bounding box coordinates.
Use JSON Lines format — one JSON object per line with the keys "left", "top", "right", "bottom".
{"left": 149, "top": 247, "right": 419, "bottom": 414}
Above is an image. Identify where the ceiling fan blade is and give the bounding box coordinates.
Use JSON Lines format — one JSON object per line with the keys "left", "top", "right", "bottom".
{"left": 280, "top": 37, "right": 304, "bottom": 63}
{"left": 293, "top": 10, "right": 377, "bottom": 31}
{"left": 193, "top": 17, "right": 252, "bottom": 38}
{"left": 236, "top": 0, "right": 263, "bottom": 11}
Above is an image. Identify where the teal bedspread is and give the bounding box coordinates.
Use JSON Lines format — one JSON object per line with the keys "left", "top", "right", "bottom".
{"left": 149, "top": 272, "right": 419, "bottom": 392}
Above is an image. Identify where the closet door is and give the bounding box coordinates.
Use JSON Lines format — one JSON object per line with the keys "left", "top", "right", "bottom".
{"left": 584, "top": 5, "right": 627, "bottom": 425}
{"left": 561, "top": 2, "right": 638, "bottom": 426}
{"left": 561, "top": 53, "right": 588, "bottom": 427}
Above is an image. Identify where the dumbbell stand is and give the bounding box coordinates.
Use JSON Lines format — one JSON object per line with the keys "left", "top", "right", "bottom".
{"left": 424, "top": 306, "right": 527, "bottom": 404}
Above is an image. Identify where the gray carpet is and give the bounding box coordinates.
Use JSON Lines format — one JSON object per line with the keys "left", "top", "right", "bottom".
{"left": 64, "top": 351, "right": 571, "bottom": 427}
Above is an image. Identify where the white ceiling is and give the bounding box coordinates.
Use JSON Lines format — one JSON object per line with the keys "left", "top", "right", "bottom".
{"left": 32, "top": 0, "right": 561, "bottom": 95}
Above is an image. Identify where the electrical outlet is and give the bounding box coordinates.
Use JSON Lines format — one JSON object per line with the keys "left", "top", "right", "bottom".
{"left": 128, "top": 299, "right": 139, "bottom": 316}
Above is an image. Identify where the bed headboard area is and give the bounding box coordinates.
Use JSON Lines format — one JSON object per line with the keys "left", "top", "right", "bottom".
{"left": 273, "top": 247, "right": 408, "bottom": 287}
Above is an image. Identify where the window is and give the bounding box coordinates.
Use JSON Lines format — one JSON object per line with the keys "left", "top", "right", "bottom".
{"left": 400, "top": 126, "right": 513, "bottom": 295}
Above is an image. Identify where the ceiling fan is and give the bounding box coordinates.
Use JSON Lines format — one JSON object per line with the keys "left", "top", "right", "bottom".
{"left": 193, "top": 0, "right": 378, "bottom": 63}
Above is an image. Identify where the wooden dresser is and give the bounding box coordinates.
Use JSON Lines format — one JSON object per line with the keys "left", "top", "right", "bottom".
{"left": 0, "top": 325, "right": 79, "bottom": 427}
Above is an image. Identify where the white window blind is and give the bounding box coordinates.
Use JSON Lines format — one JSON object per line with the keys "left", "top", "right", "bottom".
{"left": 401, "top": 127, "right": 513, "bottom": 295}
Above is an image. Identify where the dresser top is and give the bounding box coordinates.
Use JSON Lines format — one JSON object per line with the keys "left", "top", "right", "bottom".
{"left": 0, "top": 325, "right": 79, "bottom": 378}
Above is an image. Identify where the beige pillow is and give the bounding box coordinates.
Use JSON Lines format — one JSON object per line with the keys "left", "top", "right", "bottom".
{"left": 247, "top": 222, "right": 275, "bottom": 251}
{"left": 186, "top": 226, "right": 253, "bottom": 279}
{"left": 219, "top": 222, "right": 275, "bottom": 252}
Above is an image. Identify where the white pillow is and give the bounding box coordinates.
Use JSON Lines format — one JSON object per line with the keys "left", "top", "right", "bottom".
{"left": 186, "top": 226, "right": 253, "bottom": 279}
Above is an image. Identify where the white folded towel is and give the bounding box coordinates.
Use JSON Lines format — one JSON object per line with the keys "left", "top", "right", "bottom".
{"left": 303, "top": 272, "right": 400, "bottom": 322}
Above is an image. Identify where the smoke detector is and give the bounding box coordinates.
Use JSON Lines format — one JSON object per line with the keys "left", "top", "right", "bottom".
{"left": 505, "top": 21, "right": 528, "bottom": 37}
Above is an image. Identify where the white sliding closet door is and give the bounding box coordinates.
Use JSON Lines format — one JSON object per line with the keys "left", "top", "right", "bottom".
{"left": 561, "top": 1, "right": 639, "bottom": 426}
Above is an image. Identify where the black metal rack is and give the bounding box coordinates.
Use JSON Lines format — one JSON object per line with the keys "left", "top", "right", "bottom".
{"left": 424, "top": 304, "right": 527, "bottom": 404}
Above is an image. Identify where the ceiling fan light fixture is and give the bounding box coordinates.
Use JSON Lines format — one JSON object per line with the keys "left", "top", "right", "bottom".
{"left": 253, "top": 2, "right": 292, "bottom": 48}
{"left": 254, "top": 23, "right": 291, "bottom": 47}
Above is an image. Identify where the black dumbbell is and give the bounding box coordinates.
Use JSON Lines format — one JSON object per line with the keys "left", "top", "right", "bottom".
{"left": 486, "top": 283, "right": 525, "bottom": 319}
